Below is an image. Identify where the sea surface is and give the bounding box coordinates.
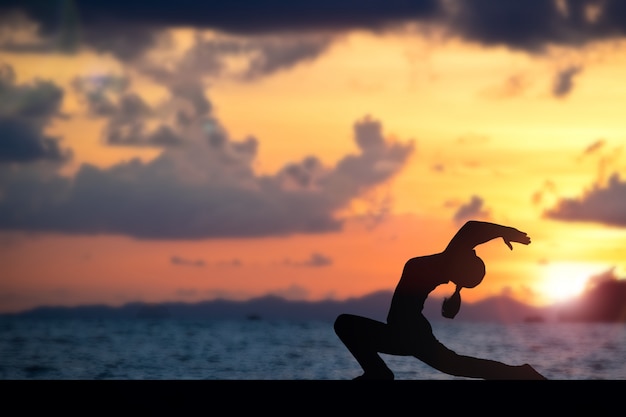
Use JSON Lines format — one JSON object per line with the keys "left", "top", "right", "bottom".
{"left": 1, "top": 318, "right": 625, "bottom": 380}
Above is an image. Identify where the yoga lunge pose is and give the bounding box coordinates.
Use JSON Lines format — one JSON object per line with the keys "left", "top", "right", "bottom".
{"left": 334, "top": 220, "right": 547, "bottom": 380}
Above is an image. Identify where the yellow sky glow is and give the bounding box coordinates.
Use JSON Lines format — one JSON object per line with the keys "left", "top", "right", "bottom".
{"left": 2, "top": 26, "right": 626, "bottom": 314}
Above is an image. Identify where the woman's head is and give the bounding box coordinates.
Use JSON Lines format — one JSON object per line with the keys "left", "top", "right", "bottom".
{"left": 441, "top": 252, "right": 485, "bottom": 319}
{"left": 447, "top": 250, "right": 486, "bottom": 289}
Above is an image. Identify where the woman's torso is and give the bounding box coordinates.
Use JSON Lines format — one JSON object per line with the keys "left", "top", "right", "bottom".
{"left": 386, "top": 255, "right": 447, "bottom": 327}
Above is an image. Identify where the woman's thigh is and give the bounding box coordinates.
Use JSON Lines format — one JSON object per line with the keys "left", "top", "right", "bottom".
{"left": 335, "top": 314, "right": 422, "bottom": 356}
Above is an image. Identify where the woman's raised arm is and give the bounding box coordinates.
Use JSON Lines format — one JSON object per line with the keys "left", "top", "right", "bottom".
{"left": 444, "top": 220, "right": 531, "bottom": 253}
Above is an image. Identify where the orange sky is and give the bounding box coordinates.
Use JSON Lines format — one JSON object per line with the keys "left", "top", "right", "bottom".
{"left": 2, "top": 1, "right": 626, "bottom": 313}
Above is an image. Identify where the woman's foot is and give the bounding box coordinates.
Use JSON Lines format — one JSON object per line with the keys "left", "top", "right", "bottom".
{"left": 518, "top": 364, "right": 547, "bottom": 380}
{"left": 353, "top": 369, "right": 394, "bottom": 380}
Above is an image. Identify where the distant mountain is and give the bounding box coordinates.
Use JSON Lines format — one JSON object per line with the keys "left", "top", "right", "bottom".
{"left": 1, "top": 291, "right": 391, "bottom": 322}
{"left": 1, "top": 291, "right": 558, "bottom": 323}
{"left": 6, "top": 271, "right": 625, "bottom": 322}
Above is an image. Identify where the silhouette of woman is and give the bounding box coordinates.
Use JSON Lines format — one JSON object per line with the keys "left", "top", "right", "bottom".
{"left": 334, "top": 220, "right": 547, "bottom": 380}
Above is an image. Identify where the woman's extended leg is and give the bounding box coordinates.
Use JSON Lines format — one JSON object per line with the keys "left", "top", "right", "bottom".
{"left": 333, "top": 314, "right": 397, "bottom": 380}
{"left": 417, "top": 341, "right": 547, "bottom": 380}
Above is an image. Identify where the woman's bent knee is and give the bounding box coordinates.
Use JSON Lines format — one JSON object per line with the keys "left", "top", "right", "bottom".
{"left": 334, "top": 313, "right": 352, "bottom": 336}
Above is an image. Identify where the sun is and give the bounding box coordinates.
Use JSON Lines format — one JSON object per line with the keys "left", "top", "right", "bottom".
{"left": 538, "top": 262, "right": 606, "bottom": 304}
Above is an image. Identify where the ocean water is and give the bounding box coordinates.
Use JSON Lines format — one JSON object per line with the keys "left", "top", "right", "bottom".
{"left": 1, "top": 318, "right": 625, "bottom": 380}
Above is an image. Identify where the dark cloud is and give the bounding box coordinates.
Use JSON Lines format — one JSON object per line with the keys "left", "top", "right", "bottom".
{"left": 0, "top": 2, "right": 167, "bottom": 59}
{"left": 552, "top": 65, "right": 583, "bottom": 97}
{"left": 0, "top": 113, "right": 413, "bottom": 239}
{"left": 0, "top": 0, "right": 439, "bottom": 61}
{"left": 452, "top": 195, "right": 491, "bottom": 224}
{"left": 171, "top": 255, "right": 206, "bottom": 267}
{"left": 446, "top": 0, "right": 562, "bottom": 51}
{"left": 4, "top": 1, "right": 626, "bottom": 95}
{"left": 446, "top": 0, "right": 626, "bottom": 51}
{"left": 82, "top": 26, "right": 168, "bottom": 62}
{"left": 0, "top": 119, "right": 68, "bottom": 163}
{"left": 0, "top": 64, "right": 69, "bottom": 163}
{"left": 4, "top": 0, "right": 626, "bottom": 63}
{"left": 544, "top": 172, "right": 626, "bottom": 227}
{"left": 1, "top": 1, "right": 440, "bottom": 36}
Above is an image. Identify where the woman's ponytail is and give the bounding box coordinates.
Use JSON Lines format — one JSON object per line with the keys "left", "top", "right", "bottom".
{"left": 441, "top": 285, "right": 462, "bottom": 319}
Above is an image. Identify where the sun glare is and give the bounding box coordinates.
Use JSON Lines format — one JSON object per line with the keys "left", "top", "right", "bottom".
{"left": 539, "top": 262, "right": 606, "bottom": 304}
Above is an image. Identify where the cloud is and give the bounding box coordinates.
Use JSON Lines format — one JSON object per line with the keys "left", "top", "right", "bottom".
{"left": 444, "top": 0, "right": 562, "bottom": 51}
{"left": 5, "top": 0, "right": 626, "bottom": 62}
{"left": 284, "top": 252, "right": 333, "bottom": 268}
{"left": 452, "top": 195, "right": 491, "bottom": 224}
{"left": 171, "top": 255, "right": 206, "bottom": 267}
{"left": 129, "top": 32, "right": 337, "bottom": 85}
{"left": 305, "top": 252, "right": 333, "bottom": 267}
{"left": 0, "top": 63, "right": 70, "bottom": 163}
{"left": 217, "top": 258, "right": 243, "bottom": 267}
{"left": 0, "top": 1, "right": 439, "bottom": 61}
{"left": 4, "top": 1, "right": 626, "bottom": 102}
{"left": 0, "top": 3, "right": 168, "bottom": 59}
{"left": 544, "top": 172, "right": 626, "bottom": 227}
{"left": 582, "top": 138, "right": 606, "bottom": 157}
{"left": 74, "top": 40, "right": 343, "bottom": 150}
{"left": 73, "top": 74, "right": 191, "bottom": 147}
{"left": 238, "top": 35, "right": 335, "bottom": 80}
{"left": 532, "top": 180, "right": 558, "bottom": 206}
{"left": 480, "top": 74, "right": 530, "bottom": 99}
{"left": 552, "top": 65, "right": 583, "bottom": 98}
{"left": 431, "top": 163, "right": 445, "bottom": 173}
{"left": 444, "top": 0, "right": 626, "bottom": 52}
{"left": 2, "top": 1, "right": 440, "bottom": 37}
{"left": 72, "top": 75, "right": 131, "bottom": 115}
{"left": 0, "top": 111, "right": 414, "bottom": 239}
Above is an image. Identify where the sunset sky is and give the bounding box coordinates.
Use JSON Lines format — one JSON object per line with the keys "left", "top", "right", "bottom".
{"left": 1, "top": 0, "right": 626, "bottom": 314}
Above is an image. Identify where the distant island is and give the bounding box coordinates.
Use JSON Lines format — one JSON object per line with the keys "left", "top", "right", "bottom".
{"left": 3, "top": 277, "right": 625, "bottom": 323}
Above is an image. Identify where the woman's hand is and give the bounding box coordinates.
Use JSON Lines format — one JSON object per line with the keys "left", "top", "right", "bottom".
{"left": 502, "top": 228, "right": 531, "bottom": 250}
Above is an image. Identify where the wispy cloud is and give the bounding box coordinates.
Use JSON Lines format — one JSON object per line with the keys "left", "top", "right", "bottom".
{"left": 552, "top": 65, "right": 583, "bottom": 98}
{"left": 283, "top": 252, "right": 333, "bottom": 268}
{"left": 450, "top": 195, "right": 491, "bottom": 225}
{"left": 171, "top": 256, "right": 206, "bottom": 267}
